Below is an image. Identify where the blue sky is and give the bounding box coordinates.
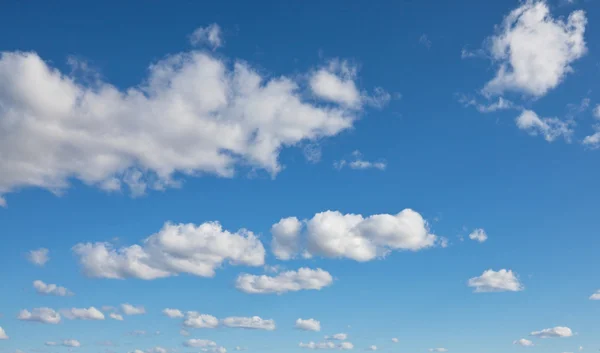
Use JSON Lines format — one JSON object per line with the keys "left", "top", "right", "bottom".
{"left": 1, "top": 0, "right": 599, "bottom": 353}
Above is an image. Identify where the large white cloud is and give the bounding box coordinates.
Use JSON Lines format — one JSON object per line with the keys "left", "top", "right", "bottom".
{"left": 73, "top": 221, "right": 265, "bottom": 279}
{"left": 515, "top": 110, "right": 573, "bottom": 142}
{"left": 483, "top": 0, "right": 587, "bottom": 97}
{"left": 222, "top": 316, "right": 276, "bottom": 330}
{"left": 33, "top": 280, "right": 73, "bottom": 296}
{"left": 17, "top": 308, "right": 61, "bottom": 324}
{"left": 235, "top": 268, "right": 333, "bottom": 294}
{"left": 0, "top": 327, "right": 8, "bottom": 340}
{"left": 468, "top": 269, "right": 524, "bottom": 293}
{"left": 295, "top": 318, "right": 321, "bottom": 332}
{"left": 27, "top": 248, "right": 49, "bottom": 266}
{"left": 183, "top": 312, "right": 219, "bottom": 329}
{"left": 530, "top": 326, "right": 573, "bottom": 338}
{"left": 272, "top": 209, "right": 438, "bottom": 262}
{"left": 121, "top": 304, "right": 145, "bottom": 315}
{"left": 0, "top": 47, "right": 370, "bottom": 205}
{"left": 61, "top": 307, "right": 105, "bottom": 320}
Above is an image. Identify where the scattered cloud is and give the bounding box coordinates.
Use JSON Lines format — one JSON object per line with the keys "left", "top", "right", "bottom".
{"left": 27, "top": 248, "right": 49, "bottom": 266}
{"left": 530, "top": 326, "right": 573, "bottom": 338}
{"left": 458, "top": 95, "right": 517, "bottom": 113}
{"left": 146, "top": 347, "right": 167, "bottom": 353}
{"left": 162, "top": 308, "right": 184, "bottom": 318}
{"left": 121, "top": 304, "right": 145, "bottom": 315}
{"left": 109, "top": 313, "right": 123, "bottom": 321}
{"left": 513, "top": 339, "right": 534, "bottom": 347}
{"left": 73, "top": 221, "right": 265, "bottom": 279}
{"left": 0, "top": 327, "right": 8, "bottom": 340}
{"left": 300, "top": 341, "right": 354, "bottom": 350}
{"left": 222, "top": 316, "right": 276, "bottom": 330}
{"left": 334, "top": 151, "right": 386, "bottom": 171}
{"left": 18, "top": 308, "right": 61, "bottom": 324}
{"left": 326, "top": 334, "right": 348, "bottom": 341}
{"left": 429, "top": 349, "right": 448, "bottom": 352}
{"left": 419, "top": 34, "right": 432, "bottom": 48}
{"left": 582, "top": 129, "right": 600, "bottom": 149}
{"left": 468, "top": 229, "right": 488, "bottom": 243}
{"left": 185, "top": 339, "right": 217, "bottom": 348}
{"left": 516, "top": 110, "right": 573, "bottom": 142}
{"left": 391, "top": 338, "right": 398, "bottom": 343}
{"left": 189, "top": 24, "right": 223, "bottom": 49}
{"left": 589, "top": 290, "right": 600, "bottom": 300}
{"left": 235, "top": 268, "right": 333, "bottom": 294}
{"left": 310, "top": 60, "right": 361, "bottom": 108}
{"left": 367, "top": 346, "right": 377, "bottom": 351}
{"left": 468, "top": 269, "right": 524, "bottom": 292}
{"left": 61, "top": 340, "right": 81, "bottom": 348}
{"left": 183, "top": 312, "right": 219, "bottom": 329}
{"left": 33, "top": 280, "right": 73, "bottom": 296}
{"left": 61, "top": 307, "right": 105, "bottom": 320}
{"left": 271, "top": 209, "right": 438, "bottom": 262}
{"left": 296, "top": 318, "right": 321, "bottom": 332}
{"left": 593, "top": 105, "right": 600, "bottom": 119}
{"left": 128, "top": 330, "right": 147, "bottom": 337}
{"left": 482, "top": 0, "right": 587, "bottom": 97}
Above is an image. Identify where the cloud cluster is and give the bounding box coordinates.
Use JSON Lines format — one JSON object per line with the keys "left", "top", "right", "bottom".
{"left": 530, "top": 326, "right": 573, "bottom": 338}
{"left": 235, "top": 268, "right": 333, "bottom": 294}
{"left": 73, "top": 221, "right": 265, "bottom": 279}
{"left": 0, "top": 48, "right": 370, "bottom": 205}
{"left": 33, "top": 280, "right": 73, "bottom": 296}
{"left": 271, "top": 209, "right": 438, "bottom": 261}
{"left": 468, "top": 269, "right": 524, "bottom": 292}
{"left": 295, "top": 318, "right": 321, "bottom": 332}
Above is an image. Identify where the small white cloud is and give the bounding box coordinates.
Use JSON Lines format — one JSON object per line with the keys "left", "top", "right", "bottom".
{"left": 147, "top": 347, "right": 167, "bottom": 353}
{"left": 179, "top": 329, "right": 190, "bottom": 336}
{"left": 468, "top": 269, "right": 524, "bottom": 292}
{"left": 334, "top": 151, "right": 386, "bottom": 171}
{"left": 0, "top": 327, "right": 8, "bottom": 340}
{"left": 33, "top": 280, "right": 73, "bottom": 296}
{"left": 367, "top": 346, "right": 377, "bottom": 351}
{"left": 27, "top": 248, "right": 49, "bottom": 266}
{"left": 234, "top": 347, "right": 246, "bottom": 351}
{"left": 468, "top": 229, "right": 488, "bottom": 243}
{"left": 391, "top": 338, "right": 398, "bottom": 343}
{"left": 458, "top": 95, "right": 516, "bottom": 113}
{"left": 109, "top": 313, "right": 123, "bottom": 321}
{"left": 236, "top": 268, "right": 333, "bottom": 294}
{"left": 429, "top": 349, "right": 448, "bottom": 352}
{"left": 45, "top": 342, "right": 58, "bottom": 346}
{"left": 62, "top": 340, "right": 81, "bottom": 348}
{"left": 516, "top": 110, "right": 573, "bottom": 142}
{"left": 202, "top": 348, "right": 227, "bottom": 353}
{"left": 162, "top": 308, "right": 183, "bottom": 318}
{"left": 419, "top": 34, "right": 432, "bottom": 48}
{"left": 325, "top": 333, "right": 348, "bottom": 341}
{"left": 222, "top": 316, "right": 276, "bottom": 330}
{"left": 310, "top": 60, "right": 361, "bottom": 108}
{"left": 530, "top": 326, "right": 573, "bottom": 338}
{"left": 513, "top": 339, "right": 534, "bottom": 347}
{"left": 121, "top": 304, "right": 145, "bottom": 315}
{"left": 296, "top": 318, "right": 321, "bottom": 332}
{"left": 185, "top": 340, "right": 217, "bottom": 348}
{"left": 183, "top": 311, "right": 219, "bottom": 329}
{"left": 128, "top": 330, "right": 147, "bottom": 336}
{"left": 593, "top": 105, "right": 600, "bottom": 119}
{"left": 589, "top": 290, "right": 600, "bottom": 300}
{"left": 18, "top": 308, "right": 61, "bottom": 324}
{"left": 61, "top": 307, "right": 105, "bottom": 320}
{"left": 189, "top": 24, "right": 223, "bottom": 49}
{"left": 300, "top": 341, "right": 353, "bottom": 350}
{"left": 583, "top": 129, "right": 600, "bottom": 149}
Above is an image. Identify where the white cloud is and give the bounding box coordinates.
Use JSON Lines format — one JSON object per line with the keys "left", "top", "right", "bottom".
{"left": 589, "top": 290, "right": 600, "bottom": 300}
{"left": 483, "top": 0, "right": 587, "bottom": 97}
{"left": 274, "top": 209, "right": 437, "bottom": 261}
{"left": 18, "top": 308, "right": 61, "bottom": 324}
{"left": 73, "top": 221, "right": 265, "bottom": 279}
{"left": 513, "top": 339, "right": 534, "bottom": 347}
{"left": 391, "top": 338, "right": 398, "bottom": 343}
{"left": 583, "top": 129, "right": 600, "bottom": 149}
{"left": 183, "top": 312, "right": 219, "bottom": 329}
{"left": 147, "top": 347, "right": 167, "bottom": 353}
{"left": 300, "top": 341, "right": 354, "bottom": 350}
{"left": 419, "top": 34, "right": 432, "bottom": 48}
{"left": 0, "top": 49, "right": 364, "bottom": 205}
{"left": 109, "top": 313, "right": 123, "bottom": 321}
{"left": 0, "top": 327, "right": 8, "bottom": 340}
{"left": 185, "top": 339, "right": 217, "bottom": 348}
{"left": 530, "top": 326, "right": 573, "bottom": 338}
{"left": 429, "top": 349, "right": 448, "bottom": 352}
{"left": 27, "top": 248, "right": 49, "bottom": 266}
{"left": 121, "top": 304, "right": 145, "bottom": 315}
{"left": 62, "top": 340, "right": 81, "bottom": 348}
{"left": 222, "top": 316, "right": 276, "bottom": 330}
{"left": 271, "top": 217, "right": 302, "bottom": 260}
{"left": 468, "top": 269, "right": 524, "bottom": 292}
{"left": 295, "top": 318, "right": 321, "bottom": 332}
{"left": 235, "top": 268, "right": 333, "bottom": 294}
{"left": 593, "top": 105, "right": 600, "bottom": 119}
{"left": 516, "top": 110, "right": 573, "bottom": 142}
{"left": 334, "top": 151, "right": 386, "bottom": 171}
{"left": 61, "top": 307, "right": 105, "bottom": 320}
{"left": 33, "top": 280, "right": 73, "bottom": 296}
{"left": 468, "top": 229, "right": 488, "bottom": 243}
{"left": 180, "top": 329, "right": 190, "bottom": 336}
{"left": 458, "top": 95, "right": 516, "bottom": 113}
{"left": 189, "top": 24, "right": 223, "bottom": 49}
{"left": 45, "top": 342, "right": 58, "bottom": 346}
{"left": 162, "top": 308, "right": 183, "bottom": 318}
{"left": 234, "top": 347, "right": 246, "bottom": 351}
{"left": 367, "top": 346, "right": 377, "bottom": 351}
{"left": 325, "top": 334, "right": 348, "bottom": 341}
{"left": 202, "top": 347, "right": 227, "bottom": 353}
{"left": 310, "top": 60, "right": 361, "bottom": 108}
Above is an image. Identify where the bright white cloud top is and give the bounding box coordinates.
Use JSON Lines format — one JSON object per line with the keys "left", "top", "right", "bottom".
{"left": 468, "top": 269, "right": 524, "bottom": 292}
{"left": 295, "top": 318, "right": 321, "bottom": 332}
{"left": 529, "top": 326, "right": 573, "bottom": 338}
{"left": 235, "top": 268, "right": 333, "bottom": 294}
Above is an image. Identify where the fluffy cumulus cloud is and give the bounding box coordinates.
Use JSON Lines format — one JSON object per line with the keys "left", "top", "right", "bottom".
{"left": 516, "top": 110, "right": 573, "bottom": 142}
{"left": 183, "top": 312, "right": 219, "bottom": 329}
{"left": 27, "top": 248, "right": 49, "bottom": 266}
{"left": 61, "top": 307, "right": 105, "bottom": 320}
{"left": 300, "top": 341, "right": 354, "bottom": 350}
{"left": 589, "top": 290, "right": 600, "bottom": 300}
{"left": 468, "top": 229, "right": 488, "bottom": 243}
{"left": 583, "top": 129, "right": 600, "bottom": 149}
{"left": 326, "top": 334, "right": 348, "bottom": 341}
{"left": 33, "top": 280, "right": 73, "bottom": 296}
{"left": 483, "top": 0, "right": 587, "bottom": 97}
{"left": 235, "top": 268, "right": 333, "bottom": 294}
{"left": 513, "top": 339, "right": 534, "bottom": 347}
{"left": 18, "top": 308, "right": 61, "bottom": 324}
{"left": 162, "top": 308, "right": 184, "bottom": 318}
{"left": 271, "top": 217, "right": 303, "bottom": 260}
{"left": 109, "top": 313, "right": 124, "bottom": 321}
{"left": 271, "top": 209, "right": 437, "bottom": 262}
{"left": 468, "top": 269, "right": 524, "bottom": 292}
{"left": 0, "top": 47, "right": 372, "bottom": 205}
{"left": 295, "top": 318, "right": 321, "bottom": 332}
{"left": 0, "top": 327, "right": 8, "bottom": 340}
{"left": 222, "top": 316, "right": 276, "bottom": 330}
{"left": 189, "top": 24, "right": 223, "bottom": 49}
{"left": 121, "top": 304, "right": 145, "bottom": 315}
{"left": 530, "top": 326, "right": 573, "bottom": 338}
{"left": 73, "top": 221, "right": 265, "bottom": 280}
